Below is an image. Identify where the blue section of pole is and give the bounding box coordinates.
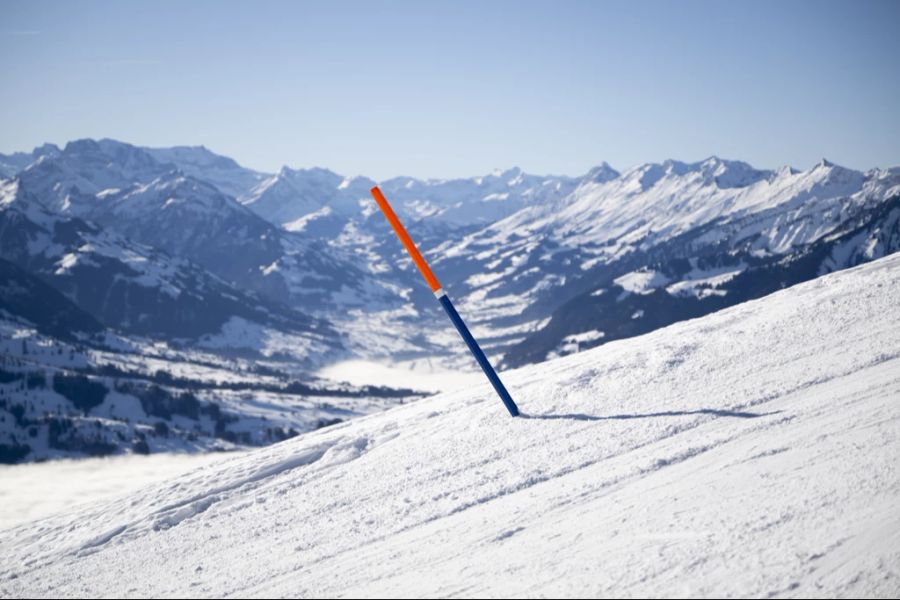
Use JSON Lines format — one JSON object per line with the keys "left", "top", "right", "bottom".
{"left": 438, "top": 293, "right": 520, "bottom": 417}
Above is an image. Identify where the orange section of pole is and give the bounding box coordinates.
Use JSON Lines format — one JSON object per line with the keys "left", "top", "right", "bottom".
{"left": 370, "top": 186, "right": 442, "bottom": 292}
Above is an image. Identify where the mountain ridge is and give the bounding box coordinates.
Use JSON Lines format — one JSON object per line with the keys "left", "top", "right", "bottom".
{"left": 3, "top": 139, "right": 898, "bottom": 370}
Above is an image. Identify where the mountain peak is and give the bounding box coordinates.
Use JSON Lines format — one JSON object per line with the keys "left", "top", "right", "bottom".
{"left": 584, "top": 162, "right": 619, "bottom": 183}
{"left": 697, "top": 157, "right": 769, "bottom": 189}
{"left": 62, "top": 138, "right": 158, "bottom": 168}
{"left": 279, "top": 165, "right": 340, "bottom": 179}
{"left": 773, "top": 164, "right": 799, "bottom": 178}
{"left": 810, "top": 158, "right": 859, "bottom": 175}
{"left": 33, "top": 142, "right": 61, "bottom": 156}
{"left": 488, "top": 166, "right": 522, "bottom": 179}
{"left": 63, "top": 138, "right": 102, "bottom": 154}
{"left": 700, "top": 155, "right": 735, "bottom": 170}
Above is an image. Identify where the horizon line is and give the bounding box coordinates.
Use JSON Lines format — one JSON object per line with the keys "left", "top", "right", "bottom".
{"left": 2, "top": 136, "right": 897, "bottom": 182}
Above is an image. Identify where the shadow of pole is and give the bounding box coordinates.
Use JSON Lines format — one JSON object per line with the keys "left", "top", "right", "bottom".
{"left": 519, "top": 408, "right": 783, "bottom": 422}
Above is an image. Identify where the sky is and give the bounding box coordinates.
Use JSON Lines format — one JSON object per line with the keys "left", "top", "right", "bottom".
{"left": 1, "top": 0, "right": 898, "bottom": 179}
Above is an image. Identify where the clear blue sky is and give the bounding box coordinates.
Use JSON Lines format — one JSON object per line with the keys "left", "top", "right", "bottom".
{"left": 1, "top": 0, "right": 898, "bottom": 178}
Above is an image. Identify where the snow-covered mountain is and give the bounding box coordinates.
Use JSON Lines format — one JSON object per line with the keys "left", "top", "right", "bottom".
{"left": 0, "top": 258, "right": 103, "bottom": 340}
{"left": 3, "top": 139, "right": 898, "bottom": 371}
{"left": 13, "top": 140, "right": 406, "bottom": 319}
{"left": 0, "top": 307, "right": 425, "bottom": 463}
{"left": 241, "top": 166, "right": 371, "bottom": 228}
{"left": 229, "top": 152, "right": 900, "bottom": 367}
{"left": 0, "top": 179, "right": 335, "bottom": 346}
{"left": 15, "top": 139, "right": 172, "bottom": 213}
{"left": 422, "top": 158, "right": 900, "bottom": 365}
{"left": 236, "top": 160, "right": 617, "bottom": 361}
{"left": 242, "top": 164, "right": 590, "bottom": 229}
{"left": 501, "top": 163, "right": 900, "bottom": 364}
{"left": 2, "top": 254, "right": 898, "bottom": 596}
{"left": 0, "top": 143, "right": 60, "bottom": 179}
{"left": 141, "top": 144, "right": 268, "bottom": 199}
{"left": 0, "top": 182, "right": 424, "bottom": 463}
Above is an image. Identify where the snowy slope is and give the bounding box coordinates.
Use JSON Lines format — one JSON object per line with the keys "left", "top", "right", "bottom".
{"left": 2, "top": 254, "right": 898, "bottom": 597}
{"left": 0, "top": 310, "right": 425, "bottom": 463}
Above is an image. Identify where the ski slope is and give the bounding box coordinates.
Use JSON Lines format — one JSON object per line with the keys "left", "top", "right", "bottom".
{"left": 2, "top": 255, "right": 900, "bottom": 598}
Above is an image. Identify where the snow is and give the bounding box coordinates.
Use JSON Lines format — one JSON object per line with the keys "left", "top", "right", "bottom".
{"left": 260, "top": 260, "right": 280, "bottom": 275}
{"left": 435, "top": 157, "right": 894, "bottom": 318}
{"left": 282, "top": 205, "right": 333, "bottom": 232}
{"left": 196, "top": 316, "right": 324, "bottom": 360}
{"left": 665, "top": 263, "right": 747, "bottom": 299}
{"left": 317, "top": 359, "right": 482, "bottom": 394}
{"left": 563, "top": 330, "right": 606, "bottom": 345}
{"left": 243, "top": 164, "right": 581, "bottom": 229}
{"left": 53, "top": 252, "right": 83, "bottom": 274}
{"left": 2, "top": 254, "right": 899, "bottom": 597}
{"left": 546, "top": 329, "right": 608, "bottom": 360}
{"left": 614, "top": 269, "right": 670, "bottom": 294}
{"left": 0, "top": 453, "right": 232, "bottom": 530}
{"left": 184, "top": 151, "right": 896, "bottom": 373}
{"left": 0, "top": 315, "right": 418, "bottom": 463}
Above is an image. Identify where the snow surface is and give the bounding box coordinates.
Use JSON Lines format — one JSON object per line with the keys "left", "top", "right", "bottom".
{"left": 665, "top": 263, "right": 747, "bottom": 299}
{"left": 2, "top": 255, "right": 900, "bottom": 598}
{"left": 614, "top": 269, "right": 671, "bottom": 295}
{"left": 0, "top": 315, "right": 420, "bottom": 462}
{"left": 317, "top": 359, "right": 483, "bottom": 394}
{"left": 0, "top": 453, "right": 232, "bottom": 530}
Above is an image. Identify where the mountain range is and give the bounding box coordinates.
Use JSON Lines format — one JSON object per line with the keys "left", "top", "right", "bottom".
{"left": 1, "top": 138, "right": 898, "bottom": 461}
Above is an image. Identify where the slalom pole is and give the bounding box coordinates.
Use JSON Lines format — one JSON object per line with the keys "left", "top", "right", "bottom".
{"left": 370, "top": 186, "right": 520, "bottom": 417}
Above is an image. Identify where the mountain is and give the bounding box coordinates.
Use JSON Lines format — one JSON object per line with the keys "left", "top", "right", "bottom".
{"left": 142, "top": 144, "right": 268, "bottom": 199}
{"left": 13, "top": 139, "right": 401, "bottom": 316}
{"left": 0, "top": 178, "right": 336, "bottom": 351}
{"left": 0, "top": 306, "right": 425, "bottom": 464}
{"left": 241, "top": 166, "right": 371, "bottom": 228}
{"left": 416, "top": 158, "right": 899, "bottom": 365}
{"left": 238, "top": 154, "right": 899, "bottom": 370}
{"left": 4, "top": 139, "right": 898, "bottom": 373}
{"left": 242, "top": 164, "right": 590, "bottom": 229}
{"left": 236, "top": 163, "right": 609, "bottom": 361}
{"left": 504, "top": 170, "right": 900, "bottom": 365}
{"left": 2, "top": 254, "right": 898, "bottom": 596}
{"left": 0, "top": 257, "right": 103, "bottom": 340}
{"left": 87, "top": 171, "right": 302, "bottom": 305}
{"left": 15, "top": 139, "right": 172, "bottom": 213}
{"left": 0, "top": 143, "right": 60, "bottom": 178}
